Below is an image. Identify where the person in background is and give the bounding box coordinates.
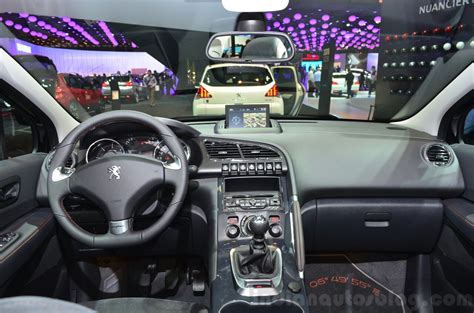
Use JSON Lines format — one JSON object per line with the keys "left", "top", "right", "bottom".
{"left": 307, "top": 67, "right": 315, "bottom": 98}
{"left": 314, "top": 67, "right": 321, "bottom": 98}
{"left": 346, "top": 68, "right": 354, "bottom": 99}
{"left": 143, "top": 70, "right": 157, "bottom": 107}
{"left": 358, "top": 71, "right": 365, "bottom": 91}
{"left": 369, "top": 65, "right": 377, "bottom": 98}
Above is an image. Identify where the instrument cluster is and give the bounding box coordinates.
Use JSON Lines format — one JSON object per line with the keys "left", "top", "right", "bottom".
{"left": 85, "top": 134, "right": 191, "bottom": 165}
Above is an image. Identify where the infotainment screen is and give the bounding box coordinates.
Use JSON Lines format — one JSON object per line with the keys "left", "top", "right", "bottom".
{"left": 225, "top": 105, "right": 270, "bottom": 129}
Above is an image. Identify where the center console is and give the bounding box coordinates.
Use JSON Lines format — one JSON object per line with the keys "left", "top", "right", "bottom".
{"left": 205, "top": 139, "right": 308, "bottom": 313}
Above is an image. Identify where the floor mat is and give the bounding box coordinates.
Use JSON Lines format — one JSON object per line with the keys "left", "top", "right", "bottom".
{"left": 305, "top": 255, "right": 406, "bottom": 313}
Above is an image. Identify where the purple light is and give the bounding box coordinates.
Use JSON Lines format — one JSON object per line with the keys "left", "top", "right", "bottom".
{"left": 62, "top": 16, "right": 71, "bottom": 23}
{"left": 322, "top": 14, "right": 330, "bottom": 22}
{"left": 331, "top": 27, "right": 338, "bottom": 33}
{"left": 358, "top": 20, "right": 367, "bottom": 27}
{"left": 310, "top": 27, "right": 316, "bottom": 33}
{"left": 279, "top": 26, "right": 285, "bottom": 31}
{"left": 366, "top": 24, "right": 374, "bottom": 30}
{"left": 298, "top": 23, "right": 305, "bottom": 29}
{"left": 265, "top": 13, "right": 273, "bottom": 20}
{"left": 37, "top": 20, "right": 46, "bottom": 27}
{"left": 348, "top": 15, "right": 357, "bottom": 22}
{"left": 19, "top": 12, "right": 29, "bottom": 18}
{"left": 273, "top": 21, "right": 281, "bottom": 28}
{"left": 50, "top": 27, "right": 58, "bottom": 33}
{"left": 294, "top": 13, "right": 302, "bottom": 20}
{"left": 5, "top": 20, "right": 14, "bottom": 27}
{"left": 321, "top": 30, "right": 327, "bottom": 35}
{"left": 68, "top": 21, "right": 76, "bottom": 27}
{"left": 352, "top": 28, "right": 360, "bottom": 33}
{"left": 283, "top": 17, "right": 290, "bottom": 24}
{"left": 42, "top": 34, "right": 48, "bottom": 40}
{"left": 322, "top": 23, "right": 329, "bottom": 29}
{"left": 14, "top": 24, "right": 22, "bottom": 30}
{"left": 30, "top": 31, "right": 37, "bottom": 36}
{"left": 22, "top": 27, "right": 30, "bottom": 33}
{"left": 287, "top": 26, "right": 294, "bottom": 32}
{"left": 27, "top": 16, "right": 37, "bottom": 23}
{"left": 291, "top": 32, "right": 298, "bottom": 37}
{"left": 131, "top": 42, "right": 138, "bottom": 48}
{"left": 372, "top": 28, "right": 379, "bottom": 33}
{"left": 300, "top": 30, "right": 306, "bottom": 35}
{"left": 374, "top": 16, "right": 382, "bottom": 24}
{"left": 330, "top": 33, "right": 336, "bottom": 38}
{"left": 44, "top": 24, "right": 51, "bottom": 30}
{"left": 309, "top": 19, "right": 317, "bottom": 25}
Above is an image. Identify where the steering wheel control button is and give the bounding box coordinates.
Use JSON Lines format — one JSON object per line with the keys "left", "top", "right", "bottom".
{"left": 226, "top": 224, "right": 240, "bottom": 239}
{"left": 269, "top": 224, "right": 283, "bottom": 238}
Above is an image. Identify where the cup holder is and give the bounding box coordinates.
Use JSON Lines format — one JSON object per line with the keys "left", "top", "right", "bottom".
{"left": 220, "top": 300, "right": 304, "bottom": 313}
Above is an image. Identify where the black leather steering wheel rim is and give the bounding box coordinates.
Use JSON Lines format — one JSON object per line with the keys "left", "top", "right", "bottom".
{"left": 47, "top": 110, "right": 188, "bottom": 248}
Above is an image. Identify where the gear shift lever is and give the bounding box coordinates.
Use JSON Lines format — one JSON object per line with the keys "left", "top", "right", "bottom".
{"left": 238, "top": 216, "right": 275, "bottom": 275}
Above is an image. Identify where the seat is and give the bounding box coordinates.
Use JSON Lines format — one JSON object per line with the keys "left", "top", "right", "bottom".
{"left": 0, "top": 296, "right": 208, "bottom": 313}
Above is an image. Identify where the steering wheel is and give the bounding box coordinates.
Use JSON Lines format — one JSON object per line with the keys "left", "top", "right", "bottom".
{"left": 47, "top": 111, "right": 189, "bottom": 248}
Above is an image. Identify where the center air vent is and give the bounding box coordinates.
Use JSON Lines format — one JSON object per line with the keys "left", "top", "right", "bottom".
{"left": 423, "top": 144, "right": 453, "bottom": 167}
{"left": 240, "top": 144, "right": 280, "bottom": 158}
{"left": 204, "top": 141, "right": 241, "bottom": 159}
{"left": 204, "top": 140, "right": 281, "bottom": 160}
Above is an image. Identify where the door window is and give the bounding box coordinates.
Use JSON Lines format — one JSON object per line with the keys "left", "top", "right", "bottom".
{"left": 0, "top": 96, "right": 34, "bottom": 159}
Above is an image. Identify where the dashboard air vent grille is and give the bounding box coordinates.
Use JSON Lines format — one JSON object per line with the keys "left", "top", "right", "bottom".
{"left": 204, "top": 141, "right": 242, "bottom": 159}
{"left": 240, "top": 144, "right": 280, "bottom": 158}
{"left": 424, "top": 144, "right": 453, "bottom": 167}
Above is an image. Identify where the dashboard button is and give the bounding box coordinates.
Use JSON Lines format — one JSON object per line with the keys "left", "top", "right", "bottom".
{"left": 226, "top": 225, "right": 240, "bottom": 239}
{"left": 265, "top": 162, "right": 274, "bottom": 174}
{"left": 239, "top": 163, "right": 247, "bottom": 175}
{"left": 269, "top": 224, "right": 283, "bottom": 237}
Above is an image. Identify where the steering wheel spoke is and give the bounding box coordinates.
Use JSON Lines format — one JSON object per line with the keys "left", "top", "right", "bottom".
{"left": 109, "top": 218, "right": 134, "bottom": 235}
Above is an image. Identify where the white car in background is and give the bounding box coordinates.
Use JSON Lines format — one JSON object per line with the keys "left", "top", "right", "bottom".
{"left": 193, "top": 63, "right": 284, "bottom": 116}
{"left": 331, "top": 71, "right": 360, "bottom": 97}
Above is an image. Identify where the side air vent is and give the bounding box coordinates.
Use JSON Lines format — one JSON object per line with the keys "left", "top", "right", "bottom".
{"left": 204, "top": 141, "right": 242, "bottom": 159}
{"left": 240, "top": 144, "right": 280, "bottom": 158}
{"left": 423, "top": 144, "right": 453, "bottom": 167}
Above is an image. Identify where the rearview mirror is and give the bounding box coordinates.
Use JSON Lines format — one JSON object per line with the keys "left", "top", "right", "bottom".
{"left": 206, "top": 32, "right": 295, "bottom": 64}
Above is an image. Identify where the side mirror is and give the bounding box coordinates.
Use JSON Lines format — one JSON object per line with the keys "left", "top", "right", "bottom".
{"left": 206, "top": 31, "right": 295, "bottom": 64}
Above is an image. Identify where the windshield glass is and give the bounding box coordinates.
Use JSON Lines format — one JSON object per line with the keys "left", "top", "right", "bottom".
{"left": 0, "top": 0, "right": 471, "bottom": 122}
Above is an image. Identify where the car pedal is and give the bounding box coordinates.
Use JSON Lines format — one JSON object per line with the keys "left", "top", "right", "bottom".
{"left": 191, "top": 270, "right": 206, "bottom": 296}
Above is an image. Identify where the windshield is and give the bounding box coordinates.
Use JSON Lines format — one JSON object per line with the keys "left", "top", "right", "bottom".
{"left": 0, "top": 0, "right": 471, "bottom": 122}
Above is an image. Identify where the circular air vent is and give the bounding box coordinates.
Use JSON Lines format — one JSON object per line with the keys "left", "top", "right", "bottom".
{"left": 422, "top": 144, "right": 453, "bottom": 167}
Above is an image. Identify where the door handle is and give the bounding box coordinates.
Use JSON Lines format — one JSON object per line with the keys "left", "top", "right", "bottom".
{"left": 0, "top": 178, "right": 20, "bottom": 209}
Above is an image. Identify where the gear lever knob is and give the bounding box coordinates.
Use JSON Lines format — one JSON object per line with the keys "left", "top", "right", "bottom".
{"left": 249, "top": 215, "right": 269, "bottom": 240}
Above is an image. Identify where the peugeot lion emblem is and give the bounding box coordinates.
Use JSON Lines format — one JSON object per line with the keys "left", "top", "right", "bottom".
{"left": 108, "top": 166, "right": 121, "bottom": 180}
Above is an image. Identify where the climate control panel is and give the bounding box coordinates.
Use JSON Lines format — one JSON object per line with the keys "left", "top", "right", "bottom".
{"left": 223, "top": 214, "right": 284, "bottom": 240}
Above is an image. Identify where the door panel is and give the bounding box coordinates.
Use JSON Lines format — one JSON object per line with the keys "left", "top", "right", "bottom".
{"left": 0, "top": 154, "right": 47, "bottom": 229}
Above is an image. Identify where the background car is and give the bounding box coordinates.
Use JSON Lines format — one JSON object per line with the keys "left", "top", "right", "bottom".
{"left": 331, "top": 71, "right": 360, "bottom": 97}
{"left": 55, "top": 73, "right": 103, "bottom": 118}
{"left": 193, "top": 63, "right": 284, "bottom": 116}
{"left": 272, "top": 65, "right": 305, "bottom": 115}
{"left": 101, "top": 75, "right": 147, "bottom": 103}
